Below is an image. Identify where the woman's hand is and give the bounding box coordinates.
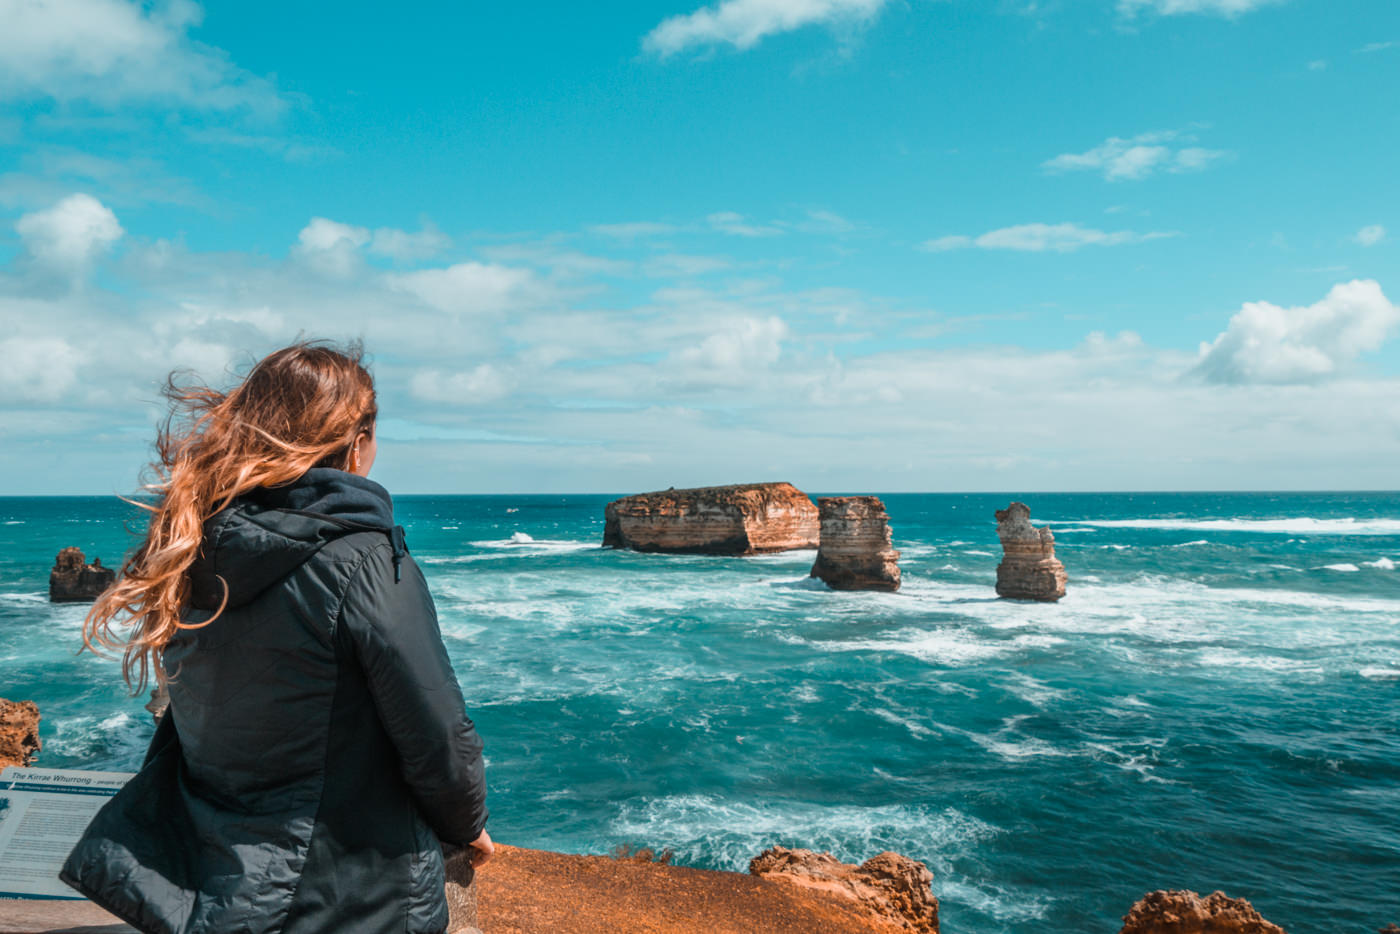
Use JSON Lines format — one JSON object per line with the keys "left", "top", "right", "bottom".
{"left": 469, "top": 828, "right": 494, "bottom": 868}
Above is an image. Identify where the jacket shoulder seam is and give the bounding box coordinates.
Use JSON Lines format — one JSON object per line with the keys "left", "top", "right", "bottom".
{"left": 326, "top": 540, "right": 394, "bottom": 634}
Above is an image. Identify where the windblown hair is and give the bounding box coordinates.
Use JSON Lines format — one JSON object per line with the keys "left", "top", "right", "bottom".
{"left": 83, "top": 340, "right": 378, "bottom": 692}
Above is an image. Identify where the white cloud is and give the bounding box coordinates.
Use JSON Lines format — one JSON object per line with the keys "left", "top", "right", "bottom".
{"left": 4, "top": 209, "right": 1400, "bottom": 495}
{"left": 1355, "top": 225, "right": 1386, "bottom": 247}
{"left": 368, "top": 224, "right": 451, "bottom": 262}
{"left": 294, "top": 217, "right": 370, "bottom": 277}
{"left": 1194, "top": 280, "right": 1399, "bottom": 384}
{"left": 1044, "top": 131, "right": 1229, "bottom": 181}
{"left": 922, "top": 235, "right": 974, "bottom": 252}
{"left": 410, "top": 365, "right": 511, "bottom": 405}
{"left": 1307, "top": 59, "right": 1327, "bottom": 71}
{"left": 921, "top": 222, "right": 1174, "bottom": 253}
{"left": 297, "top": 217, "right": 370, "bottom": 252}
{"left": 1357, "top": 41, "right": 1398, "bottom": 54}
{"left": 643, "top": 254, "right": 733, "bottom": 278}
{"left": 387, "top": 262, "right": 546, "bottom": 315}
{"left": 1118, "top": 0, "right": 1282, "bottom": 16}
{"left": 669, "top": 316, "right": 789, "bottom": 385}
{"left": 707, "top": 211, "right": 783, "bottom": 237}
{"left": 295, "top": 217, "right": 452, "bottom": 274}
{"left": 796, "top": 209, "right": 858, "bottom": 234}
{"left": 0, "top": 336, "right": 85, "bottom": 401}
{"left": 1172, "top": 147, "right": 1227, "bottom": 172}
{"left": 644, "top": 0, "right": 889, "bottom": 56}
{"left": 15, "top": 193, "right": 124, "bottom": 274}
{"left": 0, "top": 0, "right": 282, "bottom": 113}
{"left": 589, "top": 222, "right": 679, "bottom": 239}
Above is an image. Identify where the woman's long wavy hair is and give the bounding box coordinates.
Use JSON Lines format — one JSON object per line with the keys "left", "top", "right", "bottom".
{"left": 83, "top": 340, "right": 378, "bottom": 692}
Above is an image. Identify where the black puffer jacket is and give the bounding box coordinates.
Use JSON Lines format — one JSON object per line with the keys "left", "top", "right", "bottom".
{"left": 60, "top": 469, "right": 488, "bottom": 934}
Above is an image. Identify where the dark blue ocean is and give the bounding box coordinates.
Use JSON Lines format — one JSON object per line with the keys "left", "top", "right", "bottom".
{"left": 2, "top": 492, "right": 1398, "bottom": 933}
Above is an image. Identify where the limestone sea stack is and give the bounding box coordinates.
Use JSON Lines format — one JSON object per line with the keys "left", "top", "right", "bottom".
{"left": 994, "top": 502, "right": 1067, "bottom": 602}
{"left": 49, "top": 547, "right": 116, "bottom": 603}
{"left": 750, "top": 847, "right": 938, "bottom": 934}
{"left": 0, "top": 698, "right": 41, "bottom": 769}
{"left": 810, "top": 496, "right": 901, "bottom": 592}
{"left": 1119, "top": 889, "right": 1285, "bottom": 934}
{"left": 602, "top": 483, "right": 819, "bottom": 555}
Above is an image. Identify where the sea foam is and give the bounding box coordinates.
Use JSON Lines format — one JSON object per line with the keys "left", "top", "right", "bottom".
{"left": 1063, "top": 517, "right": 1400, "bottom": 535}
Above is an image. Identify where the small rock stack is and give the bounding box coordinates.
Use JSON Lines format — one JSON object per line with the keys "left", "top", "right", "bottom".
{"left": 994, "top": 502, "right": 1067, "bottom": 602}
{"left": 810, "top": 496, "right": 901, "bottom": 592}
{"left": 49, "top": 547, "right": 116, "bottom": 603}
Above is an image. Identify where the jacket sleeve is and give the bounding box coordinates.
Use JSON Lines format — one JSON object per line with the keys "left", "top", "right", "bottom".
{"left": 339, "top": 543, "right": 488, "bottom": 845}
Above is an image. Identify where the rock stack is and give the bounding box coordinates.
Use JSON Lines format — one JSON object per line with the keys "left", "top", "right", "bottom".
{"left": 0, "top": 698, "right": 41, "bottom": 769}
{"left": 1119, "top": 889, "right": 1285, "bottom": 934}
{"left": 994, "top": 502, "right": 1066, "bottom": 602}
{"left": 603, "top": 483, "right": 819, "bottom": 555}
{"left": 810, "top": 496, "right": 901, "bottom": 592}
{"left": 750, "top": 846, "right": 939, "bottom": 934}
{"left": 49, "top": 547, "right": 116, "bottom": 603}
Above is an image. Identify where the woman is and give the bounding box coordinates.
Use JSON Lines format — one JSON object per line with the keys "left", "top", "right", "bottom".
{"left": 62, "top": 341, "right": 491, "bottom": 934}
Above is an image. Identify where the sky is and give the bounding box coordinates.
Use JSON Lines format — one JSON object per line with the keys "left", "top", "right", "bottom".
{"left": 0, "top": 0, "right": 1397, "bottom": 494}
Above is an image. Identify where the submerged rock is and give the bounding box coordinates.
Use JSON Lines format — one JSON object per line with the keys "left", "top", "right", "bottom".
{"left": 749, "top": 846, "right": 938, "bottom": 934}
{"left": 1120, "top": 890, "right": 1285, "bottom": 934}
{"left": 602, "top": 483, "right": 818, "bottom": 555}
{"left": 49, "top": 547, "right": 116, "bottom": 603}
{"left": 0, "top": 698, "right": 41, "bottom": 769}
{"left": 810, "top": 496, "right": 901, "bottom": 592}
{"left": 994, "top": 502, "right": 1066, "bottom": 601}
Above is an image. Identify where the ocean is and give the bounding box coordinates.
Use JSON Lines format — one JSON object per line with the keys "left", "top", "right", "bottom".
{"left": 2, "top": 491, "right": 1397, "bottom": 933}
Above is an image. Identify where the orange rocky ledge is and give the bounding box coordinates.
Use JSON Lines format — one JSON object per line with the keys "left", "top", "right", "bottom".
{"left": 4, "top": 844, "right": 937, "bottom": 934}
{"left": 0, "top": 698, "right": 41, "bottom": 770}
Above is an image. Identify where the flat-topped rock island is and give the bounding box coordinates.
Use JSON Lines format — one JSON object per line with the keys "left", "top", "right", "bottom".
{"left": 603, "top": 482, "right": 819, "bottom": 555}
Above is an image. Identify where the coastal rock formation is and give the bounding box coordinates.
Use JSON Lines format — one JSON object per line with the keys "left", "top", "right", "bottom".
{"left": 810, "top": 496, "right": 900, "bottom": 592}
{"left": 1120, "top": 890, "right": 1285, "bottom": 934}
{"left": 0, "top": 698, "right": 41, "bottom": 769}
{"left": 749, "top": 847, "right": 938, "bottom": 934}
{"left": 49, "top": 547, "right": 116, "bottom": 603}
{"left": 603, "top": 483, "right": 818, "bottom": 555}
{"left": 994, "top": 502, "right": 1066, "bottom": 602}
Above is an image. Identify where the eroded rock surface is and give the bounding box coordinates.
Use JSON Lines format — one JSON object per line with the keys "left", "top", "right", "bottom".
{"left": 1120, "top": 890, "right": 1286, "bottom": 934}
{"left": 810, "top": 496, "right": 900, "bottom": 592}
{"left": 49, "top": 547, "right": 116, "bottom": 603}
{"left": 603, "top": 483, "right": 818, "bottom": 555}
{"left": 0, "top": 698, "right": 41, "bottom": 769}
{"left": 994, "top": 502, "right": 1066, "bottom": 601}
{"left": 749, "top": 846, "right": 937, "bottom": 934}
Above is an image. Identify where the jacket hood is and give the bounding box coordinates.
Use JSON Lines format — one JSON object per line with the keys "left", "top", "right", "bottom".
{"left": 188, "top": 468, "right": 406, "bottom": 611}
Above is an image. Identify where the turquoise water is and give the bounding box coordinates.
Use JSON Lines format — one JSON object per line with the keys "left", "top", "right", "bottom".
{"left": 2, "top": 492, "right": 1398, "bottom": 933}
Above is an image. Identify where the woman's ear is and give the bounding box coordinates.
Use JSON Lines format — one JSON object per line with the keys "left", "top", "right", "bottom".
{"left": 349, "top": 428, "right": 376, "bottom": 476}
{"left": 352, "top": 432, "right": 364, "bottom": 471}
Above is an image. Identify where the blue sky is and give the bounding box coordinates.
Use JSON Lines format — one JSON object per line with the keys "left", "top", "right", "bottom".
{"left": 0, "top": 0, "right": 1397, "bottom": 494}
